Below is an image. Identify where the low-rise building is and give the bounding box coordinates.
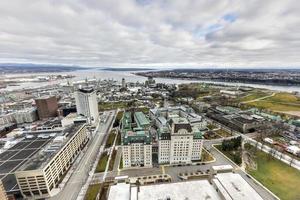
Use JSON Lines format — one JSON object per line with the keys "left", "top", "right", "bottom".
{"left": 14, "top": 108, "right": 38, "bottom": 124}
{"left": 15, "top": 123, "right": 89, "bottom": 199}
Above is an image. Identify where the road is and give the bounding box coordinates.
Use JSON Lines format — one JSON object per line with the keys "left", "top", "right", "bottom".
{"left": 50, "top": 110, "right": 116, "bottom": 200}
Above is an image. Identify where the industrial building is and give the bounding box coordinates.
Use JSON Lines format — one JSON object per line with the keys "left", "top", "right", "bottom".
{"left": 15, "top": 123, "right": 88, "bottom": 199}
{"left": 75, "top": 87, "right": 99, "bottom": 124}
{"left": 206, "top": 107, "right": 265, "bottom": 133}
{"left": 121, "top": 112, "right": 152, "bottom": 168}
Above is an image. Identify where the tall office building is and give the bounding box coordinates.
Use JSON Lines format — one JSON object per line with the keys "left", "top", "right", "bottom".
{"left": 35, "top": 96, "right": 58, "bottom": 119}
{"left": 121, "top": 78, "right": 126, "bottom": 88}
{"left": 75, "top": 88, "right": 99, "bottom": 124}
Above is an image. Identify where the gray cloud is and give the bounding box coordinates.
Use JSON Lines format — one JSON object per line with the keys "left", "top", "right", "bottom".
{"left": 0, "top": 0, "right": 299, "bottom": 67}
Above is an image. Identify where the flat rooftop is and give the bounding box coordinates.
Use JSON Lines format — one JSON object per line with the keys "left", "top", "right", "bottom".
{"left": 213, "top": 173, "right": 263, "bottom": 200}
{"left": 19, "top": 123, "right": 85, "bottom": 171}
{"left": 0, "top": 137, "right": 52, "bottom": 193}
{"left": 108, "top": 183, "right": 130, "bottom": 200}
{"left": 131, "top": 180, "right": 221, "bottom": 200}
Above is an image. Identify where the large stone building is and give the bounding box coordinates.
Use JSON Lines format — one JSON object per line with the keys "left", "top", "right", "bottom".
{"left": 15, "top": 123, "right": 89, "bottom": 199}
{"left": 151, "top": 106, "right": 204, "bottom": 165}
{"left": 75, "top": 87, "right": 99, "bottom": 124}
{"left": 121, "top": 112, "right": 152, "bottom": 168}
{"left": 35, "top": 96, "right": 58, "bottom": 119}
{"left": 158, "top": 117, "right": 203, "bottom": 164}
{"left": 121, "top": 107, "right": 204, "bottom": 167}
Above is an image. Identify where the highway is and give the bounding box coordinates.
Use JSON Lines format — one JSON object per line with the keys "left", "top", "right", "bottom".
{"left": 50, "top": 110, "right": 116, "bottom": 200}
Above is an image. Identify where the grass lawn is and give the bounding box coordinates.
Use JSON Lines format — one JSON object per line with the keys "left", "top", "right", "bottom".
{"left": 204, "top": 132, "right": 222, "bottom": 140}
{"left": 247, "top": 100, "right": 300, "bottom": 112}
{"left": 95, "top": 153, "right": 109, "bottom": 173}
{"left": 246, "top": 92, "right": 300, "bottom": 112}
{"left": 119, "top": 156, "right": 123, "bottom": 169}
{"left": 247, "top": 150, "right": 300, "bottom": 200}
{"left": 240, "top": 90, "right": 270, "bottom": 102}
{"left": 84, "top": 184, "right": 101, "bottom": 200}
{"left": 135, "top": 106, "right": 150, "bottom": 114}
{"left": 116, "top": 132, "right": 121, "bottom": 145}
{"left": 98, "top": 101, "right": 128, "bottom": 111}
{"left": 267, "top": 92, "right": 300, "bottom": 103}
{"left": 108, "top": 149, "right": 117, "bottom": 171}
{"left": 201, "top": 149, "right": 214, "bottom": 162}
{"left": 215, "top": 129, "right": 232, "bottom": 137}
{"left": 116, "top": 111, "right": 124, "bottom": 121}
{"left": 207, "top": 123, "right": 217, "bottom": 130}
{"left": 105, "top": 130, "right": 116, "bottom": 148}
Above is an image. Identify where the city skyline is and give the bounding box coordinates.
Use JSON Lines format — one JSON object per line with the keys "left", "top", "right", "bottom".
{"left": 0, "top": 0, "right": 300, "bottom": 68}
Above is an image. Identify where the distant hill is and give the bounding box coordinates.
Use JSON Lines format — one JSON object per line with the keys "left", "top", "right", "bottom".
{"left": 0, "top": 63, "right": 89, "bottom": 73}
{"left": 101, "top": 67, "right": 155, "bottom": 71}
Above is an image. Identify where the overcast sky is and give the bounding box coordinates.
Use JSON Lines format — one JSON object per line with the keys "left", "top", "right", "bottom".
{"left": 0, "top": 0, "right": 299, "bottom": 68}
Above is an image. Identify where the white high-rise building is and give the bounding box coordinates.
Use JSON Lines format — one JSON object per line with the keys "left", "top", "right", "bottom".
{"left": 75, "top": 88, "right": 99, "bottom": 124}
{"left": 121, "top": 78, "right": 126, "bottom": 88}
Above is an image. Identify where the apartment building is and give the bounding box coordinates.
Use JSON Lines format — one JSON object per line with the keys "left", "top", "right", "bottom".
{"left": 121, "top": 112, "right": 152, "bottom": 168}
{"left": 15, "top": 123, "right": 89, "bottom": 199}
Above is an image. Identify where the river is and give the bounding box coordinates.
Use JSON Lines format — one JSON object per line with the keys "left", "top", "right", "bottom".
{"left": 1, "top": 69, "right": 300, "bottom": 93}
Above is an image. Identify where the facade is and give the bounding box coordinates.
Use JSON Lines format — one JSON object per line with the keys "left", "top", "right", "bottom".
{"left": 121, "top": 112, "right": 152, "bottom": 168}
{"left": 14, "top": 108, "right": 38, "bottom": 124}
{"left": 0, "top": 180, "right": 8, "bottom": 200}
{"left": 15, "top": 123, "right": 88, "bottom": 199}
{"left": 35, "top": 96, "right": 58, "bottom": 119}
{"left": 151, "top": 106, "right": 204, "bottom": 164}
{"left": 75, "top": 88, "right": 99, "bottom": 124}
{"left": 0, "top": 113, "right": 15, "bottom": 126}
{"left": 158, "top": 118, "right": 203, "bottom": 164}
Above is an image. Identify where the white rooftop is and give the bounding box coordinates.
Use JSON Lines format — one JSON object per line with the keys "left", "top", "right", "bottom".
{"left": 131, "top": 180, "right": 221, "bottom": 200}
{"left": 213, "top": 173, "right": 263, "bottom": 200}
{"left": 108, "top": 183, "right": 130, "bottom": 200}
{"left": 212, "top": 165, "right": 233, "bottom": 171}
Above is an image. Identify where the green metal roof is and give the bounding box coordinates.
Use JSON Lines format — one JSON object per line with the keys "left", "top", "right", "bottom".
{"left": 122, "top": 130, "right": 151, "bottom": 145}
{"left": 121, "top": 111, "right": 152, "bottom": 145}
{"left": 134, "top": 112, "right": 150, "bottom": 128}
{"left": 121, "top": 112, "right": 132, "bottom": 130}
{"left": 193, "top": 127, "right": 203, "bottom": 139}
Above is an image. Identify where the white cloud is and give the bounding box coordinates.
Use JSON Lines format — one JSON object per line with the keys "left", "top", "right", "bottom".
{"left": 0, "top": 0, "right": 299, "bottom": 68}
